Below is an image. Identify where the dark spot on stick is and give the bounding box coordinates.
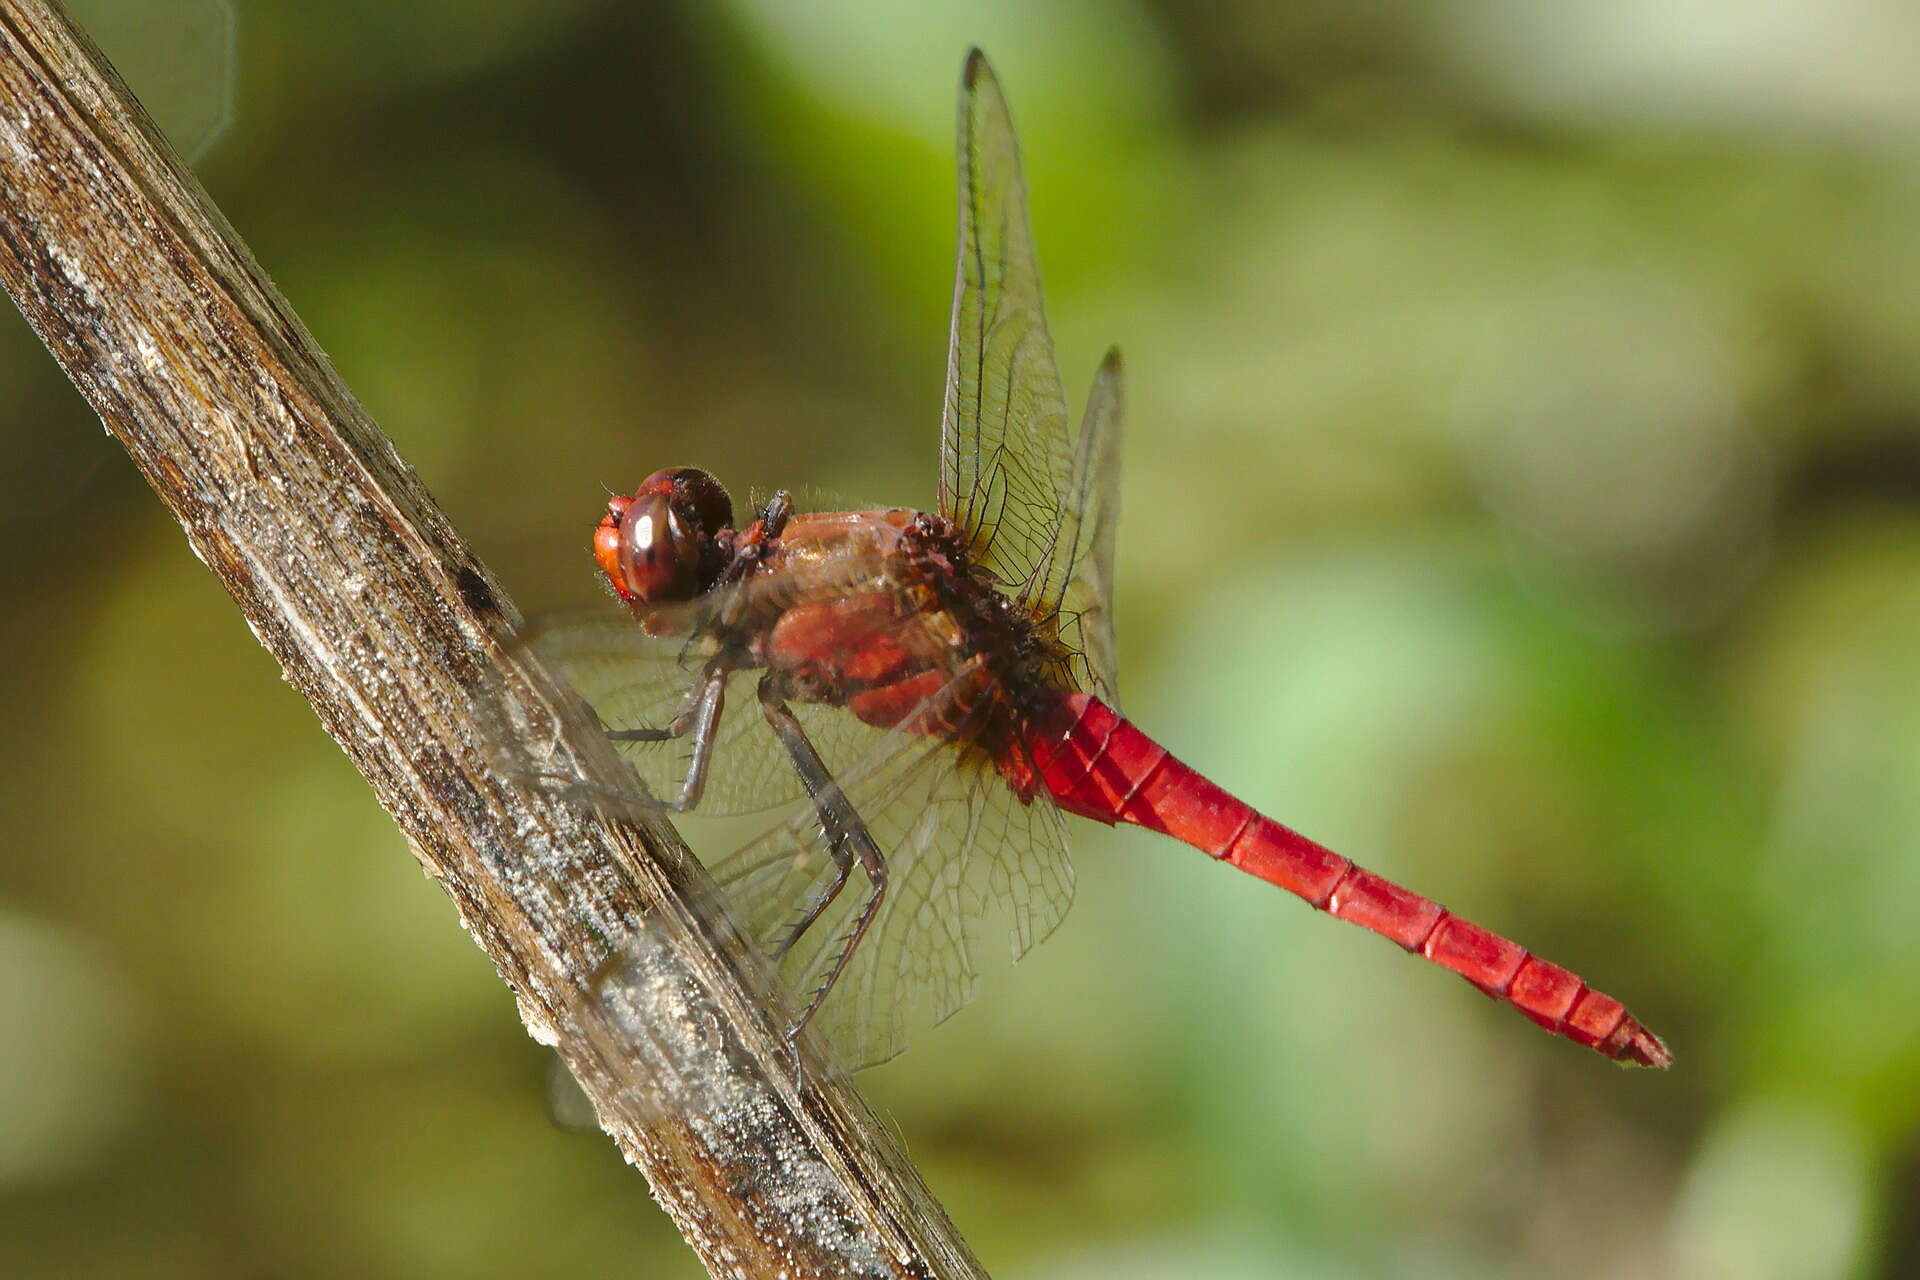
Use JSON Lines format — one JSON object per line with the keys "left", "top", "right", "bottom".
{"left": 456, "top": 565, "right": 497, "bottom": 616}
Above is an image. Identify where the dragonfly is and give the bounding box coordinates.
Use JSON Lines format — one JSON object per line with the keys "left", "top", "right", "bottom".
{"left": 514, "top": 49, "right": 1671, "bottom": 1075}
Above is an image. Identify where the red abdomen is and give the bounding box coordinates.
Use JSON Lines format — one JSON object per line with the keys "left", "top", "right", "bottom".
{"left": 1024, "top": 692, "right": 1670, "bottom": 1068}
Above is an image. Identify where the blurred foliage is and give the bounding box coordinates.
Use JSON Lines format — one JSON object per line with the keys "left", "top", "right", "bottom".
{"left": 2, "top": 1, "right": 1917, "bottom": 1276}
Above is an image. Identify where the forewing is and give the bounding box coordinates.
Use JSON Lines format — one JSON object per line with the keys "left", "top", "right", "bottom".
{"left": 939, "top": 50, "right": 1077, "bottom": 610}
{"left": 1052, "top": 348, "right": 1124, "bottom": 706}
{"left": 711, "top": 694, "right": 1075, "bottom": 1072}
{"left": 491, "top": 610, "right": 813, "bottom": 818}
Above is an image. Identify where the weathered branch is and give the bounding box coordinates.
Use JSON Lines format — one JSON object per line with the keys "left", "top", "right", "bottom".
{"left": 0, "top": 3, "right": 984, "bottom": 1276}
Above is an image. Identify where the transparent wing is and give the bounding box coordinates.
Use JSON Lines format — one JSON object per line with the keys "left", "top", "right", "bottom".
{"left": 710, "top": 691, "right": 1075, "bottom": 1072}
{"left": 514, "top": 611, "right": 802, "bottom": 816}
{"left": 1052, "top": 348, "right": 1124, "bottom": 707}
{"left": 487, "top": 609, "right": 886, "bottom": 821}
{"left": 939, "top": 50, "right": 1078, "bottom": 613}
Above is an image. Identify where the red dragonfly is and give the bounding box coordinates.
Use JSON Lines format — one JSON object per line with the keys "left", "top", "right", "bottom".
{"left": 519, "top": 50, "right": 1670, "bottom": 1074}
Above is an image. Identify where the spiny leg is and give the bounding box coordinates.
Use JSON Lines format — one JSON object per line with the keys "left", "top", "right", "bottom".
{"left": 792, "top": 858, "right": 888, "bottom": 1052}
{"left": 775, "top": 852, "right": 852, "bottom": 963}
{"left": 756, "top": 675, "right": 889, "bottom": 1058}
{"left": 605, "top": 659, "right": 728, "bottom": 811}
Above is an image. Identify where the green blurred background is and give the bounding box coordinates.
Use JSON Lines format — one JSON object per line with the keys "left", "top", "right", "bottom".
{"left": 4, "top": 1, "right": 1918, "bottom": 1275}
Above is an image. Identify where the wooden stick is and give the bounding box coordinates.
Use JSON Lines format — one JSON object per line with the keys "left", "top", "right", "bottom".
{"left": 0, "top": 3, "right": 984, "bottom": 1275}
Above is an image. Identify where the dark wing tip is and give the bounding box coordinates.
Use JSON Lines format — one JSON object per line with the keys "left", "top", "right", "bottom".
{"left": 1099, "top": 345, "right": 1123, "bottom": 375}
{"left": 962, "top": 46, "right": 992, "bottom": 90}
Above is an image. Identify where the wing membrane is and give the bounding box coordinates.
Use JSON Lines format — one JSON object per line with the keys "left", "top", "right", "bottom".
{"left": 495, "top": 609, "right": 887, "bottom": 820}
{"left": 711, "top": 681, "right": 1075, "bottom": 1071}
{"left": 515, "top": 613, "right": 801, "bottom": 815}
{"left": 1053, "top": 348, "right": 1124, "bottom": 706}
{"left": 939, "top": 50, "right": 1076, "bottom": 612}
{"left": 937, "top": 53, "right": 1127, "bottom": 698}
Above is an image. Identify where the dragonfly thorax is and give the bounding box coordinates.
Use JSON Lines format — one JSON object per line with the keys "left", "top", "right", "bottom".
{"left": 895, "top": 512, "right": 1059, "bottom": 687}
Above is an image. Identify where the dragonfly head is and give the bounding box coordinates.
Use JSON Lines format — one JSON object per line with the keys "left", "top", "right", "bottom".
{"left": 594, "top": 467, "right": 735, "bottom": 605}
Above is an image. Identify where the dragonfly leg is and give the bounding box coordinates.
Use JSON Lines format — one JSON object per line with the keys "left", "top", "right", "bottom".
{"left": 756, "top": 676, "right": 890, "bottom": 1054}
{"left": 605, "top": 661, "right": 728, "bottom": 811}
{"left": 714, "top": 490, "right": 793, "bottom": 588}
{"left": 791, "top": 855, "right": 888, "bottom": 1054}
{"left": 773, "top": 854, "right": 851, "bottom": 962}
{"left": 751, "top": 490, "right": 794, "bottom": 544}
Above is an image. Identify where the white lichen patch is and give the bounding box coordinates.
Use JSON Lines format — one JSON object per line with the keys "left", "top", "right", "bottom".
{"left": 591, "top": 926, "right": 899, "bottom": 1279}
{"left": 47, "top": 240, "right": 97, "bottom": 296}
{"left": 134, "top": 329, "right": 163, "bottom": 374}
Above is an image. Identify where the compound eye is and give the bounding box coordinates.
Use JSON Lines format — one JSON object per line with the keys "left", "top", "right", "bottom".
{"left": 616, "top": 490, "right": 698, "bottom": 602}
{"left": 635, "top": 467, "right": 733, "bottom": 538}
{"left": 670, "top": 468, "right": 733, "bottom": 537}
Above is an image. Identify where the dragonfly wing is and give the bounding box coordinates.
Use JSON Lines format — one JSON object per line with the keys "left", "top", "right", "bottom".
{"left": 711, "top": 689, "right": 1075, "bottom": 1072}
{"left": 939, "top": 50, "right": 1077, "bottom": 610}
{"left": 939, "top": 51, "right": 1128, "bottom": 665}
{"left": 1053, "top": 348, "right": 1124, "bottom": 707}
{"left": 489, "top": 611, "right": 806, "bottom": 817}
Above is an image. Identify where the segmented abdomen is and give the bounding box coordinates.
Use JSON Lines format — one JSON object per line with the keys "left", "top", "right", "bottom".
{"left": 1024, "top": 692, "right": 1670, "bottom": 1068}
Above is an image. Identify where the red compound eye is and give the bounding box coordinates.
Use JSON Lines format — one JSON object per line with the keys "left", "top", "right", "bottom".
{"left": 592, "top": 470, "right": 734, "bottom": 604}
